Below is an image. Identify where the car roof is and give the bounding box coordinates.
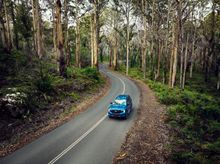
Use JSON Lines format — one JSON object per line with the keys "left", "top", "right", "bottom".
{"left": 115, "top": 95, "right": 129, "bottom": 100}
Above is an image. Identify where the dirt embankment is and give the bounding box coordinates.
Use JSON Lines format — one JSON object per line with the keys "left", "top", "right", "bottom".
{"left": 0, "top": 75, "right": 110, "bottom": 158}
{"left": 114, "top": 79, "right": 170, "bottom": 164}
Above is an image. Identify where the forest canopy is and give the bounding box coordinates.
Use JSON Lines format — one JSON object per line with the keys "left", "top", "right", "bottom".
{"left": 0, "top": 0, "right": 219, "bottom": 89}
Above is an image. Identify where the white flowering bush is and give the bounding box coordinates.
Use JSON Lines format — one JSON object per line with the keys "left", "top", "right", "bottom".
{"left": 0, "top": 88, "right": 28, "bottom": 118}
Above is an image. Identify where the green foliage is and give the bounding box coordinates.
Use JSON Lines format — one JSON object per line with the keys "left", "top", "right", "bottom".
{"left": 0, "top": 50, "right": 27, "bottom": 78}
{"left": 150, "top": 82, "right": 220, "bottom": 162}
{"left": 15, "top": 2, "right": 32, "bottom": 40}
{"left": 80, "top": 67, "right": 100, "bottom": 81}
{"left": 172, "top": 152, "right": 195, "bottom": 163}
{"left": 152, "top": 87, "right": 220, "bottom": 162}
{"left": 118, "top": 64, "right": 126, "bottom": 72}
{"left": 66, "top": 67, "right": 101, "bottom": 82}
{"left": 66, "top": 67, "right": 76, "bottom": 78}
{"left": 203, "top": 12, "right": 220, "bottom": 37}
{"left": 203, "top": 139, "right": 220, "bottom": 152}
{"left": 128, "top": 68, "right": 143, "bottom": 79}
{"left": 35, "top": 73, "right": 53, "bottom": 93}
{"left": 118, "top": 66, "right": 220, "bottom": 163}
{"left": 80, "top": 47, "right": 91, "bottom": 67}
{"left": 0, "top": 50, "right": 105, "bottom": 119}
{"left": 68, "top": 92, "right": 80, "bottom": 101}
{"left": 0, "top": 85, "right": 39, "bottom": 118}
{"left": 43, "top": 21, "right": 53, "bottom": 47}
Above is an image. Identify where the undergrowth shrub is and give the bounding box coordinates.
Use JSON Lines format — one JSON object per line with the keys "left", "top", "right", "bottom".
{"left": 80, "top": 67, "right": 100, "bottom": 81}
{"left": 150, "top": 83, "right": 220, "bottom": 162}
{"left": 66, "top": 67, "right": 101, "bottom": 82}
{"left": 0, "top": 51, "right": 105, "bottom": 119}
{"left": 118, "top": 66, "right": 220, "bottom": 163}
{"left": 68, "top": 92, "right": 80, "bottom": 101}
{"left": 35, "top": 73, "right": 53, "bottom": 93}
{"left": 0, "top": 50, "right": 29, "bottom": 78}
{"left": 0, "top": 86, "right": 38, "bottom": 118}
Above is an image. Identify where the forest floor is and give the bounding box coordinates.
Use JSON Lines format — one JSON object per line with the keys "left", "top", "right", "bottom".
{"left": 0, "top": 75, "right": 110, "bottom": 158}
{"left": 113, "top": 79, "right": 170, "bottom": 164}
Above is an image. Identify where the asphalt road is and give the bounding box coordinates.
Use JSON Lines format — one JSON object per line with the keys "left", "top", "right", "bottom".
{"left": 1, "top": 67, "right": 140, "bottom": 164}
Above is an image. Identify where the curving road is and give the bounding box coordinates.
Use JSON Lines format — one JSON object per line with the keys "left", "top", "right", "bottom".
{"left": 0, "top": 66, "right": 140, "bottom": 164}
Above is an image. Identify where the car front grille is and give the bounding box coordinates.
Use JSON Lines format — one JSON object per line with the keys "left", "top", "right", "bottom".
{"left": 110, "top": 110, "right": 123, "bottom": 113}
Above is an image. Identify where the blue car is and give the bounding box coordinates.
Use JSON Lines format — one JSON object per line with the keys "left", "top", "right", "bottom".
{"left": 108, "top": 95, "right": 132, "bottom": 119}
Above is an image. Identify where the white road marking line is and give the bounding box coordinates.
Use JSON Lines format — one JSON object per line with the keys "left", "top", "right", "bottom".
{"left": 48, "top": 115, "right": 107, "bottom": 164}
{"left": 106, "top": 71, "right": 126, "bottom": 94}
{"left": 48, "top": 70, "right": 126, "bottom": 164}
{"left": 117, "top": 76, "right": 126, "bottom": 94}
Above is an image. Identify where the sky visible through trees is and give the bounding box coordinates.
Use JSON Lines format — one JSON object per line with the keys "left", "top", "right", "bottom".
{"left": 1, "top": 0, "right": 219, "bottom": 89}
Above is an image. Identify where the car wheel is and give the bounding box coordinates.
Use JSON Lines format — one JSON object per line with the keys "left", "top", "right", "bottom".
{"left": 124, "top": 113, "right": 128, "bottom": 119}
{"left": 108, "top": 116, "right": 112, "bottom": 119}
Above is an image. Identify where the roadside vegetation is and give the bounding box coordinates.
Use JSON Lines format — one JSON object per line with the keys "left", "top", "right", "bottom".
{"left": 0, "top": 0, "right": 106, "bottom": 150}
{"left": 0, "top": 50, "right": 103, "bottom": 118}
{"left": 119, "top": 66, "right": 220, "bottom": 163}
{"left": 0, "top": 49, "right": 105, "bottom": 157}
{"left": 0, "top": 49, "right": 104, "bottom": 145}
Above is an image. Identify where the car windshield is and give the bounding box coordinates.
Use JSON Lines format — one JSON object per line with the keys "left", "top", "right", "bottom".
{"left": 113, "top": 99, "right": 126, "bottom": 105}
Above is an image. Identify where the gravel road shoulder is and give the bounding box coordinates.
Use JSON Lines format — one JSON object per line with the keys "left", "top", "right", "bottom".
{"left": 114, "top": 79, "right": 170, "bottom": 163}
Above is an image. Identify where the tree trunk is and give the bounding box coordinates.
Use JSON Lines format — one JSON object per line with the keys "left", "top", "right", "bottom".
{"left": 113, "top": 45, "right": 118, "bottom": 70}
{"left": 190, "top": 29, "right": 196, "bottom": 78}
{"left": 64, "top": 0, "right": 71, "bottom": 67}
{"left": 190, "top": 45, "right": 195, "bottom": 78}
{"left": 150, "top": 41, "right": 155, "bottom": 79}
{"left": 90, "top": 13, "right": 94, "bottom": 68}
{"left": 32, "top": 0, "right": 43, "bottom": 58}
{"left": 182, "top": 34, "right": 189, "bottom": 89}
{"left": 10, "top": 1, "right": 18, "bottom": 49}
{"left": 109, "top": 46, "right": 112, "bottom": 67}
{"left": 169, "top": 1, "right": 181, "bottom": 88}
{"left": 205, "top": 50, "right": 209, "bottom": 82}
{"left": 75, "top": 17, "right": 81, "bottom": 68}
{"left": 32, "top": 0, "right": 37, "bottom": 51}
{"left": 126, "top": 2, "right": 130, "bottom": 76}
{"left": 142, "top": 47, "right": 147, "bottom": 79}
{"left": 111, "top": 9, "right": 119, "bottom": 71}
{"left": 205, "top": 1, "right": 216, "bottom": 82}
{"left": 164, "top": 0, "right": 171, "bottom": 84}
{"left": 141, "top": 0, "right": 147, "bottom": 79}
{"left": 36, "top": 1, "right": 43, "bottom": 58}
{"left": 55, "top": 0, "right": 66, "bottom": 77}
{"left": 3, "top": 0, "right": 12, "bottom": 52}
{"left": 149, "top": 0, "right": 158, "bottom": 80}
{"left": 155, "top": 41, "right": 163, "bottom": 80}
{"left": 93, "top": 2, "right": 99, "bottom": 70}
{"left": 52, "top": 7, "right": 57, "bottom": 53}
{"left": 171, "top": 31, "right": 179, "bottom": 88}
{"left": 179, "top": 43, "right": 184, "bottom": 87}
{"left": 168, "top": 22, "right": 175, "bottom": 87}
{"left": 126, "top": 23, "right": 129, "bottom": 75}
{"left": 74, "top": 0, "right": 81, "bottom": 68}
{"left": 0, "top": 19, "right": 7, "bottom": 51}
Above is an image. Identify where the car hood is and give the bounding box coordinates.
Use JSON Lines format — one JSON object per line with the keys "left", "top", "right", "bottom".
{"left": 108, "top": 104, "right": 126, "bottom": 110}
